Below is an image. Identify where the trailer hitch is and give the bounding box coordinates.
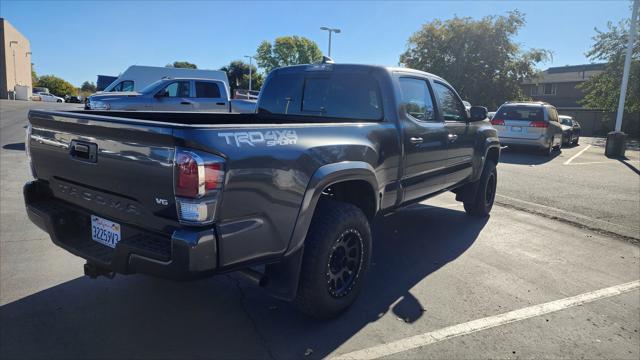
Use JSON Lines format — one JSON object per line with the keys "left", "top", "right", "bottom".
{"left": 84, "top": 262, "right": 115, "bottom": 279}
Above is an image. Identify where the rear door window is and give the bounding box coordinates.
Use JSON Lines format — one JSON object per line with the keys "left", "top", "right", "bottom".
{"left": 195, "top": 81, "right": 221, "bottom": 98}
{"left": 494, "top": 106, "right": 544, "bottom": 121}
{"left": 259, "top": 73, "right": 382, "bottom": 120}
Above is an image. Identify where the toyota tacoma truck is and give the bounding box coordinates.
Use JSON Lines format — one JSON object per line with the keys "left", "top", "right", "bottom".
{"left": 24, "top": 63, "right": 500, "bottom": 318}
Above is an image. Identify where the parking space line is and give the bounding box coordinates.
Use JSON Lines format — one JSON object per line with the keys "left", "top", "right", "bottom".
{"left": 563, "top": 145, "right": 592, "bottom": 165}
{"left": 568, "top": 161, "right": 613, "bottom": 166}
{"left": 333, "top": 280, "right": 640, "bottom": 360}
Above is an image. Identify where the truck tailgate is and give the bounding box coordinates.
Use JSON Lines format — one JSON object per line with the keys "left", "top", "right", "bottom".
{"left": 28, "top": 110, "right": 179, "bottom": 234}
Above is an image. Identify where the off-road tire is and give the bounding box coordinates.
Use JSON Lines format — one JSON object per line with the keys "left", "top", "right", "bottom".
{"left": 294, "top": 200, "right": 372, "bottom": 319}
{"left": 464, "top": 160, "right": 497, "bottom": 217}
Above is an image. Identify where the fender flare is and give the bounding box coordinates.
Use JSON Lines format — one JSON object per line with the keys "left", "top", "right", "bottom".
{"left": 287, "top": 161, "right": 379, "bottom": 256}
{"left": 264, "top": 161, "right": 379, "bottom": 301}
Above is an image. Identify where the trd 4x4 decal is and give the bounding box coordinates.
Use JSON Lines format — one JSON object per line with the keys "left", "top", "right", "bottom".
{"left": 218, "top": 130, "right": 298, "bottom": 147}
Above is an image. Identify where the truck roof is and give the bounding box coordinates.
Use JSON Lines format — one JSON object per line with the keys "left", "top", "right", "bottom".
{"left": 271, "top": 63, "right": 447, "bottom": 83}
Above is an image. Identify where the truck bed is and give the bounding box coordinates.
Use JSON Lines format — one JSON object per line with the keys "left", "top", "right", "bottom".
{"left": 72, "top": 110, "right": 377, "bottom": 125}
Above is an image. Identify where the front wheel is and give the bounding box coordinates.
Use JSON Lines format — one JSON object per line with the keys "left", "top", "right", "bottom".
{"left": 57, "top": 99, "right": 63, "bottom": 103}
{"left": 464, "top": 160, "right": 497, "bottom": 217}
{"left": 295, "top": 200, "right": 372, "bottom": 318}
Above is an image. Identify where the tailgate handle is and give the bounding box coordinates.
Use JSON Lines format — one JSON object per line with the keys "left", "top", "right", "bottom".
{"left": 70, "top": 140, "right": 97, "bottom": 163}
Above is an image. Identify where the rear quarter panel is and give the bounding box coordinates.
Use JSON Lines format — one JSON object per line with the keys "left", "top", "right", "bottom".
{"left": 173, "top": 122, "right": 401, "bottom": 269}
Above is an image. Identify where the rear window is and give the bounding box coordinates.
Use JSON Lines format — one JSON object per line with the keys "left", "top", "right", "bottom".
{"left": 195, "top": 81, "right": 221, "bottom": 98}
{"left": 258, "top": 73, "right": 383, "bottom": 121}
{"left": 494, "top": 106, "right": 544, "bottom": 121}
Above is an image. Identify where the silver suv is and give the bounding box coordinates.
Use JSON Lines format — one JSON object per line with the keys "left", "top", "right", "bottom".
{"left": 491, "top": 102, "right": 563, "bottom": 155}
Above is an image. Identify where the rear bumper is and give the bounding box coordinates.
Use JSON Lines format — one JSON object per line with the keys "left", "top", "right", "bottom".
{"left": 24, "top": 180, "right": 217, "bottom": 280}
{"left": 499, "top": 135, "right": 548, "bottom": 148}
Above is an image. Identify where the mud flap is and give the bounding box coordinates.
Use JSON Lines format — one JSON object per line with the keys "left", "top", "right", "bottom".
{"left": 264, "top": 246, "right": 304, "bottom": 301}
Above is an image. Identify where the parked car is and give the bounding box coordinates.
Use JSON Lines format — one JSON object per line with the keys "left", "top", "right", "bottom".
{"left": 33, "top": 87, "right": 49, "bottom": 94}
{"left": 101, "top": 65, "right": 229, "bottom": 93}
{"left": 65, "top": 95, "right": 83, "bottom": 103}
{"left": 86, "top": 78, "right": 255, "bottom": 113}
{"left": 24, "top": 63, "right": 500, "bottom": 318}
{"left": 491, "top": 101, "right": 563, "bottom": 155}
{"left": 559, "top": 115, "right": 581, "bottom": 146}
{"left": 36, "top": 92, "right": 65, "bottom": 103}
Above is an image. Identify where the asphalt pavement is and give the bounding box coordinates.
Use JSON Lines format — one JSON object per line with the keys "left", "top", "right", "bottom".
{"left": 0, "top": 100, "right": 638, "bottom": 359}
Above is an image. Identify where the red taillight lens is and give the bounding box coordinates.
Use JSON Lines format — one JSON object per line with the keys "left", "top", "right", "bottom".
{"left": 491, "top": 119, "right": 505, "bottom": 126}
{"left": 204, "top": 163, "right": 222, "bottom": 191}
{"left": 529, "top": 121, "right": 548, "bottom": 128}
{"left": 175, "top": 149, "right": 225, "bottom": 198}
{"left": 176, "top": 152, "right": 200, "bottom": 198}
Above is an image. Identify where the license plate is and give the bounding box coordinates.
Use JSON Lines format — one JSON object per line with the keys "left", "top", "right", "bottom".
{"left": 511, "top": 126, "right": 522, "bottom": 132}
{"left": 91, "top": 215, "right": 121, "bottom": 248}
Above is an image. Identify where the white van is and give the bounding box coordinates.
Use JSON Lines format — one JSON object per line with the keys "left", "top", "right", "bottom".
{"left": 103, "top": 65, "right": 229, "bottom": 94}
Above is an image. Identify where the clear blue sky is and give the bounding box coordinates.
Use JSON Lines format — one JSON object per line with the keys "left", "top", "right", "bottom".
{"left": 0, "top": 0, "right": 633, "bottom": 87}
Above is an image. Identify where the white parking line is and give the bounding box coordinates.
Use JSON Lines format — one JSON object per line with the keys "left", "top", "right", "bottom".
{"left": 332, "top": 280, "right": 640, "bottom": 360}
{"left": 563, "top": 145, "right": 592, "bottom": 165}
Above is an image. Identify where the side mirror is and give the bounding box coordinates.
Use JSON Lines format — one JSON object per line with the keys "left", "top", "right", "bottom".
{"left": 469, "top": 106, "right": 488, "bottom": 122}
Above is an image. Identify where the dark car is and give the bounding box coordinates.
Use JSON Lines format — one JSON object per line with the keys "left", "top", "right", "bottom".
{"left": 25, "top": 63, "right": 500, "bottom": 318}
{"left": 66, "top": 96, "right": 83, "bottom": 103}
{"left": 559, "top": 115, "right": 581, "bottom": 145}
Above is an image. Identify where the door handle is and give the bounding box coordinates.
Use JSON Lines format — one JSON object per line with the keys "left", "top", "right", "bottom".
{"left": 216, "top": 102, "right": 226, "bottom": 106}
{"left": 448, "top": 133, "right": 458, "bottom": 142}
{"left": 180, "top": 101, "right": 192, "bottom": 105}
{"left": 410, "top": 137, "right": 424, "bottom": 144}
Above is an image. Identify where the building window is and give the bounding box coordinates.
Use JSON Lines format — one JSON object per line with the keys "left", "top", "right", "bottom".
{"left": 531, "top": 86, "right": 542, "bottom": 96}
{"left": 543, "top": 83, "right": 556, "bottom": 95}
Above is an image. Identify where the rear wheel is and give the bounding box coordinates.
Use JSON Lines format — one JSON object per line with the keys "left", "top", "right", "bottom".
{"left": 542, "top": 137, "right": 554, "bottom": 156}
{"left": 464, "top": 160, "right": 497, "bottom": 217}
{"left": 57, "top": 99, "right": 62, "bottom": 103}
{"left": 295, "top": 200, "right": 371, "bottom": 318}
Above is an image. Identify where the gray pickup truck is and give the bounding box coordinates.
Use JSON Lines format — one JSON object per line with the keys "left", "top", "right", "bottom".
{"left": 24, "top": 63, "right": 500, "bottom": 318}
{"left": 85, "top": 78, "right": 256, "bottom": 113}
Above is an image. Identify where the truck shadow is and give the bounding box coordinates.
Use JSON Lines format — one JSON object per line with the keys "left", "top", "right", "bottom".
{"left": 499, "top": 146, "right": 560, "bottom": 165}
{"left": 0, "top": 204, "right": 486, "bottom": 360}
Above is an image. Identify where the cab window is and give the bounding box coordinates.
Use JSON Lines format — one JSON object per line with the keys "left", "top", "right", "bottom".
{"left": 195, "top": 81, "right": 221, "bottom": 98}
{"left": 111, "top": 80, "right": 134, "bottom": 92}
{"left": 161, "top": 81, "right": 191, "bottom": 97}
{"left": 433, "top": 82, "right": 467, "bottom": 121}
{"left": 399, "top": 78, "right": 436, "bottom": 122}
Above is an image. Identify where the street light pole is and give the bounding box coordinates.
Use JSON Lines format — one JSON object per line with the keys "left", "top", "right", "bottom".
{"left": 614, "top": 0, "right": 639, "bottom": 132}
{"left": 606, "top": 0, "right": 639, "bottom": 157}
{"left": 320, "top": 27, "right": 341, "bottom": 57}
{"left": 244, "top": 55, "right": 254, "bottom": 92}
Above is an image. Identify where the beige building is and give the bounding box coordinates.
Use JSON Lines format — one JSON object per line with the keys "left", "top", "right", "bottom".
{"left": 0, "top": 18, "right": 32, "bottom": 99}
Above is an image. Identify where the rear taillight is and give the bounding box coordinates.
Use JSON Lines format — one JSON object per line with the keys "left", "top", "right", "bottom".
{"left": 25, "top": 124, "right": 36, "bottom": 178}
{"left": 490, "top": 119, "right": 505, "bottom": 126}
{"left": 529, "top": 121, "right": 548, "bottom": 128}
{"left": 174, "top": 148, "right": 225, "bottom": 224}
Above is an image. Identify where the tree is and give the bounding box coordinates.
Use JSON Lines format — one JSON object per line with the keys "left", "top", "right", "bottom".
{"left": 81, "top": 81, "right": 97, "bottom": 93}
{"left": 578, "top": 18, "right": 640, "bottom": 113}
{"left": 255, "top": 36, "right": 323, "bottom": 73}
{"left": 35, "top": 75, "right": 77, "bottom": 97}
{"left": 399, "top": 11, "right": 550, "bottom": 109}
{"left": 220, "top": 60, "right": 264, "bottom": 95}
{"left": 31, "top": 63, "right": 38, "bottom": 85}
{"left": 166, "top": 61, "right": 197, "bottom": 69}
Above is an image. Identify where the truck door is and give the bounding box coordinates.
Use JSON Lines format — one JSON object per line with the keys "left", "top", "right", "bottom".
{"left": 192, "top": 81, "right": 229, "bottom": 112}
{"left": 398, "top": 77, "right": 450, "bottom": 202}
{"left": 432, "top": 81, "right": 475, "bottom": 184}
{"left": 152, "top": 80, "right": 194, "bottom": 111}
